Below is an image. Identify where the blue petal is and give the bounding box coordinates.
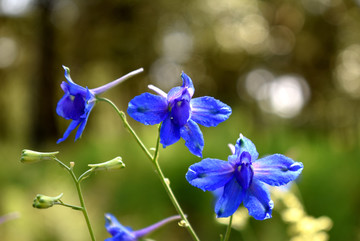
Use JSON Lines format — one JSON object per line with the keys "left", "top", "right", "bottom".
{"left": 253, "top": 154, "right": 303, "bottom": 186}
{"left": 104, "top": 213, "right": 135, "bottom": 241}
{"left": 181, "top": 72, "right": 195, "bottom": 97}
{"left": 160, "top": 114, "right": 181, "bottom": 147}
{"left": 63, "top": 65, "right": 76, "bottom": 84}
{"left": 180, "top": 120, "right": 204, "bottom": 157}
{"left": 127, "top": 93, "right": 168, "bottom": 125}
{"left": 243, "top": 179, "right": 274, "bottom": 220}
{"left": 234, "top": 135, "right": 259, "bottom": 161}
{"left": 57, "top": 119, "right": 82, "bottom": 144}
{"left": 62, "top": 66, "right": 88, "bottom": 96}
{"left": 215, "top": 177, "right": 245, "bottom": 218}
{"left": 75, "top": 116, "right": 90, "bottom": 141}
{"left": 56, "top": 93, "right": 86, "bottom": 120}
{"left": 190, "top": 97, "right": 232, "bottom": 127}
{"left": 167, "top": 86, "right": 184, "bottom": 103}
{"left": 186, "top": 158, "right": 234, "bottom": 191}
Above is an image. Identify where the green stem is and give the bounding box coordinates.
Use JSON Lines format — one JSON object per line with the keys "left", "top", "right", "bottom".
{"left": 223, "top": 215, "right": 233, "bottom": 241}
{"left": 97, "top": 97, "right": 152, "bottom": 159}
{"left": 98, "top": 97, "right": 200, "bottom": 241}
{"left": 54, "top": 158, "right": 96, "bottom": 241}
{"left": 57, "top": 201, "right": 83, "bottom": 211}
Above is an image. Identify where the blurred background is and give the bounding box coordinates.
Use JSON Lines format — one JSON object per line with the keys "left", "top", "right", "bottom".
{"left": 1, "top": 0, "right": 360, "bottom": 240}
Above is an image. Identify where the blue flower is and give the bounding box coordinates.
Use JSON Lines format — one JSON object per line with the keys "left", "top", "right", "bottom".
{"left": 186, "top": 134, "right": 303, "bottom": 220}
{"left": 104, "top": 213, "right": 181, "bottom": 241}
{"left": 127, "top": 72, "right": 232, "bottom": 157}
{"left": 56, "top": 65, "right": 143, "bottom": 144}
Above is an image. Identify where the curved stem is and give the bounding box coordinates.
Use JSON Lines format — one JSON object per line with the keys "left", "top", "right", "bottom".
{"left": 54, "top": 158, "right": 96, "bottom": 241}
{"left": 98, "top": 97, "right": 200, "bottom": 241}
{"left": 223, "top": 215, "right": 233, "bottom": 241}
{"left": 78, "top": 169, "right": 93, "bottom": 183}
{"left": 97, "top": 97, "right": 152, "bottom": 160}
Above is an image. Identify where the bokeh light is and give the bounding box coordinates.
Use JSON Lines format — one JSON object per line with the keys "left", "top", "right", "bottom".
{"left": 0, "top": 0, "right": 32, "bottom": 16}
{"left": 334, "top": 44, "right": 360, "bottom": 98}
{"left": 243, "top": 69, "right": 310, "bottom": 118}
{"left": 0, "top": 37, "right": 18, "bottom": 68}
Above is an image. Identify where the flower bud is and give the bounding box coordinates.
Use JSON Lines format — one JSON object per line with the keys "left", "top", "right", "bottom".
{"left": 32, "top": 193, "right": 63, "bottom": 209}
{"left": 21, "top": 150, "right": 59, "bottom": 164}
{"left": 88, "top": 157, "right": 125, "bottom": 172}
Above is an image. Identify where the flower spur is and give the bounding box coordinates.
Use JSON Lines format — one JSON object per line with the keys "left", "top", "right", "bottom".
{"left": 56, "top": 65, "right": 143, "bottom": 143}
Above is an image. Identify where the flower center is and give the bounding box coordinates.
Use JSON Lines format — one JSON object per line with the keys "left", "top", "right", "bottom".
{"left": 235, "top": 151, "right": 254, "bottom": 190}
{"left": 169, "top": 97, "right": 191, "bottom": 126}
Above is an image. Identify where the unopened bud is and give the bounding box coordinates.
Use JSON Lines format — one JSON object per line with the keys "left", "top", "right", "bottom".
{"left": 21, "top": 150, "right": 59, "bottom": 164}
{"left": 33, "top": 193, "right": 63, "bottom": 209}
{"left": 88, "top": 157, "right": 125, "bottom": 172}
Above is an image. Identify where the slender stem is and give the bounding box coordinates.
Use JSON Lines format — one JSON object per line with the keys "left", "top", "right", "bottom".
{"left": 57, "top": 201, "right": 83, "bottom": 211}
{"left": 98, "top": 97, "right": 200, "bottom": 241}
{"left": 96, "top": 97, "right": 153, "bottom": 160}
{"left": 54, "top": 158, "right": 96, "bottom": 241}
{"left": 223, "top": 215, "right": 233, "bottom": 241}
{"left": 152, "top": 125, "right": 200, "bottom": 241}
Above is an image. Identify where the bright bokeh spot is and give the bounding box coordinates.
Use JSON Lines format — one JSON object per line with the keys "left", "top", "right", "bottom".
{"left": 244, "top": 69, "right": 310, "bottom": 118}
{"left": 0, "top": 37, "right": 18, "bottom": 68}
{"left": 0, "top": 0, "right": 32, "bottom": 16}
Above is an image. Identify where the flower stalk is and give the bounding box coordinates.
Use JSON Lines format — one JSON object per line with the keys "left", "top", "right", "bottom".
{"left": 222, "top": 215, "right": 233, "bottom": 241}
{"left": 98, "top": 97, "right": 200, "bottom": 241}
{"left": 53, "top": 158, "right": 96, "bottom": 241}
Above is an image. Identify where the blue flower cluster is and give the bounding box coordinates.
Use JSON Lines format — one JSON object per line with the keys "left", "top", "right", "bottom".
{"left": 55, "top": 66, "right": 304, "bottom": 239}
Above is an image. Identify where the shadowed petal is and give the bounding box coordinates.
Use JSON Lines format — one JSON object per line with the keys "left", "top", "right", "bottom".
{"left": 127, "top": 93, "right": 168, "bottom": 125}
{"left": 75, "top": 112, "right": 92, "bottom": 141}
{"left": 56, "top": 93, "right": 86, "bottom": 120}
{"left": 253, "top": 154, "right": 304, "bottom": 186}
{"left": 243, "top": 179, "right": 274, "bottom": 220}
{"left": 186, "top": 158, "right": 234, "bottom": 191}
{"left": 234, "top": 135, "right": 259, "bottom": 161}
{"left": 215, "top": 177, "right": 245, "bottom": 218}
{"left": 181, "top": 72, "right": 195, "bottom": 97}
{"left": 170, "top": 98, "right": 191, "bottom": 126}
{"left": 180, "top": 120, "right": 204, "bottom": 157}
{"left": 190, "top": 96, "right": 232, "bottom": 127}
{"left": 57, "top": 119, "right": 82, "bottom": 144}
{"left": 160, "top": 115, "right": 181, "bottom": 147}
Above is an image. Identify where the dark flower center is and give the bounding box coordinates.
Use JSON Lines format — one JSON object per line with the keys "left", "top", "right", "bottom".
{"left": 235, "top": 151, "right": 254, "bottom": 190}
{"left": 169, "top": 96, "right": 191, "bottom": 126}
{"left": 67, "top": 94, "right": 86, "bottom": 120}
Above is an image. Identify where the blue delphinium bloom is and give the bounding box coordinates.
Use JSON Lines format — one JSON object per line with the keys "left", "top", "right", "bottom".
{"left": 56, "top": 65, "right": 143, "bottom": 144}
{"left": 186, "top": 134, "right": 303, "bottom": 220}
{"left": 127, "top": 72, "right": 232, "bottom": 157}
{"left": 104, "top": 213, "right": 181, "bottom": 241}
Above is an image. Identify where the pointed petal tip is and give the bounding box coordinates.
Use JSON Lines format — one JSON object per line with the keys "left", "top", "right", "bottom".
{"left": 289, "top": 162, "right": 304, "bottom": 171}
